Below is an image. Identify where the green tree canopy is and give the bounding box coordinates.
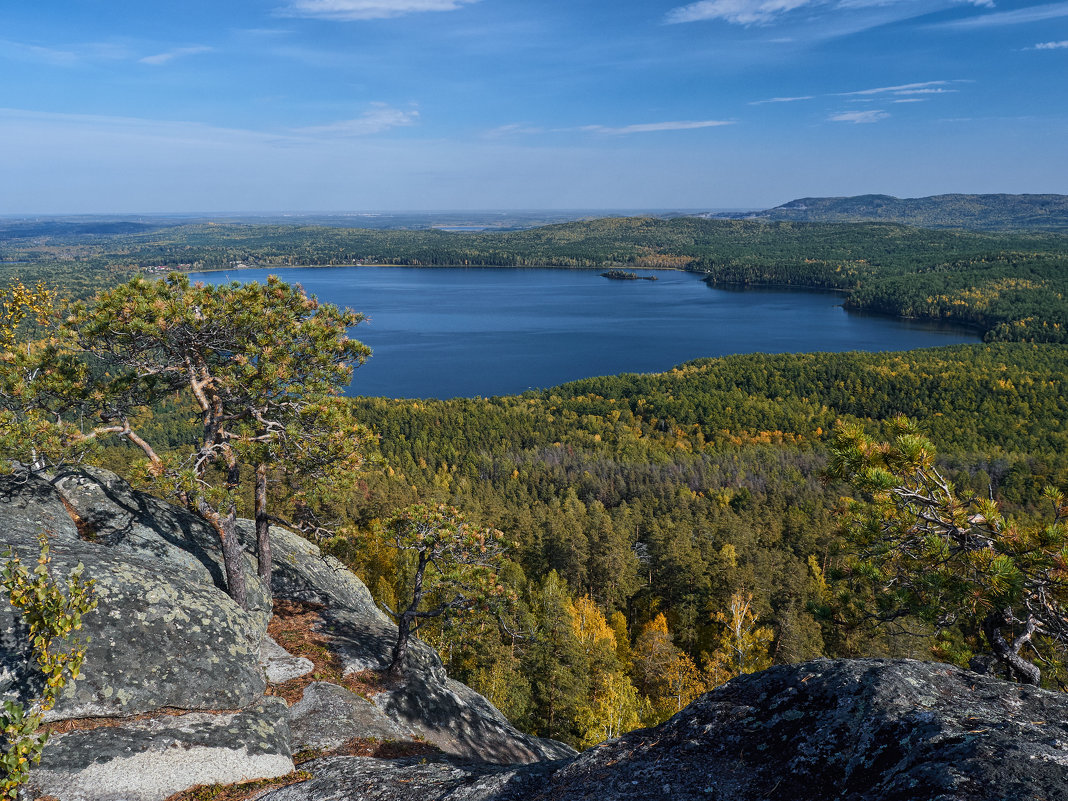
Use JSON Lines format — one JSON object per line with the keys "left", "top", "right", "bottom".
{"left": 384, "top": 503, "right": 512, "bottom": 680}
{"left": 830, "top": 417, "right": 1068, "bottom": 685}
{"left": 58, "top": 274, "right": 371, "bottom": 607}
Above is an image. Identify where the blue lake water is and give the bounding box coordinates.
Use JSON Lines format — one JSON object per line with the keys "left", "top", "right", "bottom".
{"left": 188, "top": 266, "right": 982, "bottom": 399}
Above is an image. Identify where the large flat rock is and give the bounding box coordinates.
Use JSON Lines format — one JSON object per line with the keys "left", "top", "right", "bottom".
{"left": 262, "top": 755, "right": 553, "bottom": 801}
{"left": 287, "top": 681, "right": 410, "bottom": 751}
{"left": 26, "top": 698, "right": 293, "bottom": 801}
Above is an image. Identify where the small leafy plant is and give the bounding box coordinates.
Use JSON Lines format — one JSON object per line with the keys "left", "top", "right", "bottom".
{"left": 1, "top": 533, "right": 96, "bottom": 799}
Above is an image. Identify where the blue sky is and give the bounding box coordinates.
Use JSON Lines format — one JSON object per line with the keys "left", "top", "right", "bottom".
{"left": 2, "top": 0, "right": 1066, "bottom": 213}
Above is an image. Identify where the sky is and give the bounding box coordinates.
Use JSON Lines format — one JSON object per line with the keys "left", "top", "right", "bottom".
{"left": 1, "top": 0, "right": 1066, "bottom": 213}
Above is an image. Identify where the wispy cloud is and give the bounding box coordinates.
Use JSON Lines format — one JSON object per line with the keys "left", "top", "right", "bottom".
{"left": 485, "top": 123, "right": 546, "bottom": 138}
{"left": 293, "top": 104, "right": 419, "bottom": 136}
{"left": 829, "top": 109, "right": 889, "bottom": 123}
{"left": 1033, "top": 40, "right": 1068, "bottom": 49}
{"left": 665, "top": 0, "right": 992, "bottom": 25}
{"left": 937, "top": 1, "right": 1068, "bottom": 28}
{"left": 280, "top": 0, "right": 479, "bottom": 21}
{"left": 139, "top": 46, "right": 212, "bottom": 66}
{"left": 0, "top": 38, "right": 131, "bottom": 66}
{"left": 581, "top": 120, "right": 735, "bottom": 135}
{"left": 751, "top": 79, "right": 961, "bottom": 111}
{"left": 749, "top": 95, "right": 815, "bottom": 105}
{"left": 0, "top": 39, "right": 80, "bottom": 66}
{"left": 837, "top": 80, "right": 952, "bottom": 96}
{"left": 666, "top": 0, "right": 816, "bottom": 25}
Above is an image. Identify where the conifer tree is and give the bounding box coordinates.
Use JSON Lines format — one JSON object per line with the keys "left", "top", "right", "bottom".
{"left": 830, "top": 417, "right": 1068, "bottom": 685}
{"left": 48, "top": 274, "right": 369, "bottom": 607}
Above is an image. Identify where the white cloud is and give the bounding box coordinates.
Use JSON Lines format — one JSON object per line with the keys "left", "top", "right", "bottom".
{"left": 1033, "top": 40, "right": 1068, "bottom": 49}
{"left": 0, "top": 39, "right": 133, "bottom": 66}
{"left": 665, "top": 0, "right": 997, "bottom": 26}
{"left": 139, "top": 46, "right": 212, "bottom": 66}
{"left": 938, "top": 1, "right": 1068, "bottom": 28}
{"left": 294, "top": 104, "right": 419, "bottom": 136}
{"left": 666, "top": 0, "right": 816, "bottom": 25}
{"left": 892, "top": 98, "right": 927, "bottom": 103}
{"left": 749, "top": 95, "right": 815, "bottom": 104}
{"left": 581, "top": 120, "right": 735, "bottom": 134}
{"left": 485, "top": 123, "right": 546, "bottom": 138}
{"left": 280, "top": 0, "right": 479, "bottom": 20}
{"left": 829, "top": 109, "right": 889, "bottom": 123}
{"left": 838, "top": 80, "right": 950, "bottom": 96}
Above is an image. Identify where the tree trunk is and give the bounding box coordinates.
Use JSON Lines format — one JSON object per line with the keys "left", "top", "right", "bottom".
{"left": 220, "top": 513, "right": 249, "bottom": 610}
{"left": 197, "top": 497, "right": 249, "bottom": 610}
{"left": 389, "top": 611, "right": 414, "bottom": 680}
{"left": 255, "top": 463, "right": 272, "bottom": 589}
{"left": 983, "top": 609, "right": 1041, "bottom": 685}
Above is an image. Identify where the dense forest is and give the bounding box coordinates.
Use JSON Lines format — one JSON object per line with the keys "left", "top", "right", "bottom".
{"left": 5, "top": 218, "right": 1068, "bottom": 747}
{"left": 320, "top": 344, "right": 1066, "bottom": 744}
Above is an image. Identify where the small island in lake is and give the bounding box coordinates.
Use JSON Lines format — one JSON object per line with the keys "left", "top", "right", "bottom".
{"left": 601, "top": 269, "right": 658, "bottom": 281}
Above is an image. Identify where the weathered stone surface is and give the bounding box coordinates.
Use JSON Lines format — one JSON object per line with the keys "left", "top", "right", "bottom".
{"left": 0, "top": 474, "right": 267, "bottom": 719}
{"left": 25, "top": 698, "right": 293, "bottom": 801}
{"left": 288, "top": 682, "right": 410, "bottom": 751}
{"left": 0, "top": 535, "right": 268, "bottom": 719}
{"left": 261, "top": 635, "right": 315, "bottom": 684}
{"left": 372, "top": 674, "right": 576, "bottom": 765}
{"left": 326, "top": 608, "right": 444, "bottom": 680}
{"left": 542, "top": 658, "right": 1068, "bottom": 801}
{"left": 264, "top": 659, "right": 1068, "bottom": 801}
{"left": 236, "top": 520, "right": 389, "bottom": 625}
{"left": 0, "top": 472, "right": 78, "bottom": 542}
{"left": 53, "top": 467, "right": 272, "bottom": 629}
{"left": 262, "top": 756, "right": 554, "bottom": 801}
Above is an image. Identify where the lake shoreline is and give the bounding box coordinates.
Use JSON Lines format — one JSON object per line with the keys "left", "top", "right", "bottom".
{"left": 188, "top": 265, "right": 982, "bottom": 399}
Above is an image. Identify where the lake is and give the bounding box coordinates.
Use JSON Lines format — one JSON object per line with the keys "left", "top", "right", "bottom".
{"left": 188, "top": 266, "right": 982, "bottom": 399}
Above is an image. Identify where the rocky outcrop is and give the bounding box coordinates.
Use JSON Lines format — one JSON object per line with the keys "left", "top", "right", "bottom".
{"left": 266, "top": 658, "right": 1068, "bottom": 801}
{"left": 0, "top": 473, "right": 268, "bottom": 720}
{"left": 54, "top": 467, "right": 273, "bottom": 629}
{"left": 235, "top": 519, "right": 387, "bottom": 626}
{"left": 0, "top": 467, "right": 572, "bottom": 800}
{"left": 8, "top": 467, "right": 1068, "bottom": 800}
{"left": 538, "top": 658, "right": 1068, "bottom": 800}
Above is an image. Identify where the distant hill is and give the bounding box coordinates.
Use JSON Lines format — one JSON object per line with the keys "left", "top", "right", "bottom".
{"left": 704, "top": 193, "right": 1068, "bottom": 231}
{"left": 0, "top": 220, "right": 167, "bottom": 239}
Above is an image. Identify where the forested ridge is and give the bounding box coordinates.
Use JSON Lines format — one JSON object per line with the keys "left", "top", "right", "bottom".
{"left": 717, "top": 193, "right": 1068, "bottom": 230}
{"left": 4, "top": 216, "right": 1067, "bottom": 342}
